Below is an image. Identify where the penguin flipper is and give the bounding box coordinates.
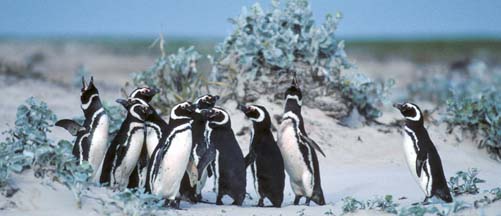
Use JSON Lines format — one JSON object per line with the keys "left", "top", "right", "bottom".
{"left": 415, "top": 151, "right": 427, "bottom": 177}
{"left": 55, "top": 119, "right": 84, "bottom": 136}
{"left": 197, "top": 146, "right": 216, "bottom": 180}
{"left": 244, "top": 150, "right": 256, "bottom": 168}
{"left": 301, "top": 135, "right": 326, "bottom": 157}
{"left": 186, "top": 155, "right": 199, "bottom": 187}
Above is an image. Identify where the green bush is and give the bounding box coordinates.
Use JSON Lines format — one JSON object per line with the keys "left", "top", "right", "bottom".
{"left": 132, "top": 46, "right": 210, "bottom": 114}
{"left": 445, "top": 90, "right": 501, "bottom": 161}
{"left": 212, "top": 0, "right": 391, "bottom": 120}
{"left": 341, "top": 195, "right": 398, "bottom": 214}
{"left": 0, "top": 97, "right": 93, "bottom": 207}
{"left": 448, "top": 168, "right": 485, "bottom": 196}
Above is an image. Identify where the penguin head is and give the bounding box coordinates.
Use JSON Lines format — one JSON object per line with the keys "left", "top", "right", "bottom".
{"left": 393, "top": 102, "right": 423, "bottom": 123}
{"left": 129, "top": 87, "right": 159, "bottom": 103}
{"left": 237, "top": 104, "right": 271, "bottom": 127}
{"left": 284, "top": 77, "right": 303, "bottom": 107}
{"left": 195, "top": 94, "right": 220, "bottom": 110}
{"left": 80, "top": 76, "right": 100, "bottom": 110}
{"left": 116, "top": 98, "right": 152, "bottom": 121}
{"left": 170, "top": 101, "right": 196, "bottom": 120}
{"left": 202, "top": 107, "right": 231, "bottom": 128}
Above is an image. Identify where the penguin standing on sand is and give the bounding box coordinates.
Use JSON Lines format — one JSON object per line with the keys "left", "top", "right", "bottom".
{"left": 56, "top": 76, "right": 109, "bottom": 182}
{"left": 100, "top": 99, "right": 151, "bottom": 188}
{"left": 393, "top": 102, "right": 453, "bottom": 203}
{"left": 238, "top": 104, "right": 285, "bottom": 207}
{"left": 179, "top": 94, "right": 220, "bottom": 203}
{"left": 202, "top": 107, "right": 246, "bottom": 206}
{"left": 126, "top": 87, "right": 160, "bottom": 188}
{"left": 146, "top": 102, "right": 198, "bottom": 209}
{"left": 277, "top": 77, "right": 326, "bottom": 206}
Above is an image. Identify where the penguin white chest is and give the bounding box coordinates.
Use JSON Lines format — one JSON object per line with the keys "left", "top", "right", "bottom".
{"left": 89, "top": 114, "right": 109, "bottom": 178}
{"left": 402, "top": 127, "right": 431, "bottom": 196}
{"left": 146, "top": 126, "right": 160, "bottom": 157}
{"left": 278, "top": 119, "right": 313, "bottom": 197}
{"left": 113, "top": 125, "right": 145, "bottom": 187}
{"left": 152, "top": 130, "right": 193, "bottom": 200}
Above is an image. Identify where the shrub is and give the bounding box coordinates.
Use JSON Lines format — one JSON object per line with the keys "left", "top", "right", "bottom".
{"left": 448, "top": 168, "right": 485, "bottom": 196}
{"left": 98, "top": 188, "right": 164, "bottom": 216}
{"left": 212, "top": 0, "right": 391, "bottom": 121}
{"left": 341, "top": 195, "right": 398, "bottom": 214}
{"left": 445, "top": 90, "right": 501, "bottom": 161}
{"left": 0, "top": 97, "right": 93, "bottom": 207}
{"left": 132, "top": 45, "right": 210, "bottom": 114}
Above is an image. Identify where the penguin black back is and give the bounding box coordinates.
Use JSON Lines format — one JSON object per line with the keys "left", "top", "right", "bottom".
{"left": 238, "top": 104, "right": 285, "bottom": 207}
{"left": 203, "top": 107, "right": 246, "bottom": 206}
{"left": 394, "top": 102, "right": 452, "bottom": 203}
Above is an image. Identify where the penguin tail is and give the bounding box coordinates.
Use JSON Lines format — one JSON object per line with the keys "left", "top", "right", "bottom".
{"left": 311, "top": 189, "right": 326, "bottom": 206}
{"left": 434, "top": 187, "right": 453, "bottom": 203}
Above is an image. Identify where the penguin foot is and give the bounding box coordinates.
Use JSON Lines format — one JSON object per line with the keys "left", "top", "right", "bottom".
{"left": 257, "top": 198, "right": 264, "bottom": 207}
{"left": 216, "top": 195, "right": 223, "bottom": 205}
{"left": 293, "top": 196, "right": 301, "bottom": 205}
{"left": 422, "top": 197, "right": 431, "bottom": 205}
{"left": 165, "top": 199, "right": 182, "bottom": 210}
{"left": 305, "top": 198, "right": 311, "bottom": 206}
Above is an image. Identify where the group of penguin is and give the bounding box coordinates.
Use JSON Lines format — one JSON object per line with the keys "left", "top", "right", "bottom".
{"left": 56, "top": 76, "right": 453, "bottom": 209}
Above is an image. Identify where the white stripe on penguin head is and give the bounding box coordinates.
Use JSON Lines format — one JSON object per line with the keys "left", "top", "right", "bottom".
{"left": 211, "top": 107, "right": 229, "bottom": 125}
{"left": 130, "top": 104, "right": 146, "bottom": 121}
{"left": 249, "top": 105, "right": 265, "bottom": 123}
{"left": 170, "top": 102, "right": 191, "bottom": 120}
{"left": 405, "top": 103, "right": 421, "bottom": 121}
{"left": 195, "top": 95, "right": 208, "bottom": 105}
{"left": 81, "top": 94, "right": 98, "bottom": 110}
{"left": 286, "top": 94, "right": 302, "bottom": 106}
{"left": 129, "top": 88, "right": 143, "bottom": 99}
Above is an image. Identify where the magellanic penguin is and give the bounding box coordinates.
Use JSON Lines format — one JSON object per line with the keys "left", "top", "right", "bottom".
{"left": 277, "top": 77, "right": 326, "bottom": 206}
{"left": 179, "top": 94, "right": 220, "bottom": 203}
{"left": 238, "top": 104, "right": 285, "bottom": 207}
{"left": 202, "top": 107, "right": 246, "bottom": 206}
{"left": 56, "top": 76, "right": 109, "bottom": 182}
{"left": 393, "top": 102, "right": 453, "bottom": 203}
{"left": 99, "top": 99, "right": 151, "bottom": 188}
{"left": 126, "top": 87, "right": 160, "bottom": 188}
{"left": 145, "top": 102, "right": 198, "bottom": 209}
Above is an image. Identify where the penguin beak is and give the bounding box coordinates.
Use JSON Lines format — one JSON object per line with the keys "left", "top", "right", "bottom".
{"left": 150, "top": 87, "right": 160, "bottom": 95}
{"left": 236, "top": 103, "right": 249, "bottom": 113}
{"left": 214, "top": 95, "right": 220, "bottom": 101}
{"left": 393, "top": 103, "right": 404, "bottom": 110}
{"left": 81, "top": 76, "right": 87, "bottom": 90}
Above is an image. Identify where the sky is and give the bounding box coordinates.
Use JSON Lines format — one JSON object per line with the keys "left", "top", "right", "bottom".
{"left": 1, "top": 0, "right": 500, "bottom": 39}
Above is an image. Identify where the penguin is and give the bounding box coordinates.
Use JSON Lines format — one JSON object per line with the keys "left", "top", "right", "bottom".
{"left": 145, "top": 102, "right": 198, "bottom": 209}
{"left": 99, "top": 99, "right": 151, "bottom": 188}
{"left": 277, "top": 77, "right": 326, "bottom": 206}
{"left": 56, "top": 76, "right": 109, "bottom": 182}
{"left": 393, "top": 102, "right": 453, "bottom": 203}
{"left": 179, "top": 94, "right": 220, "bottom": 203}
{"left": 202, "top": 107, "right": 246, "bottom": 206}
{"left": 238, "top": 104, "right": 285, "bottom": 207}
{"left": 126, "top": 87, "right": 160, "bottom": 188}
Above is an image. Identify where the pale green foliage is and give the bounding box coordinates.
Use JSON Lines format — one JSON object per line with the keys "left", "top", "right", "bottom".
{"left": 398, "top": 201, "right": 471, "bottom": 216}
{"left": 0, "top": 97, "right": 92, "bottom": 207}
{"left": 448, "top": 168, "right": 485, "bottom": 196}
{"left": 213, "top": 0, "right": 391, "bottom": 120}
{"left": 133, "top": 46, "right": 209, "bottom": 113}
{"left": 341, "top": 195, "right": 398, "bottom": 214}
{"left": 99, "top": 188, "right": 164, "bottom": 216}
{"left": 445, "top": 90, "right": 501, "bottom": 161}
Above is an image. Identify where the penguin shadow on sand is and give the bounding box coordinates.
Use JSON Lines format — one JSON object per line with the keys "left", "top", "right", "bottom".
{"left": 394, "top": 102, "right": 453, "bottom": 205}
